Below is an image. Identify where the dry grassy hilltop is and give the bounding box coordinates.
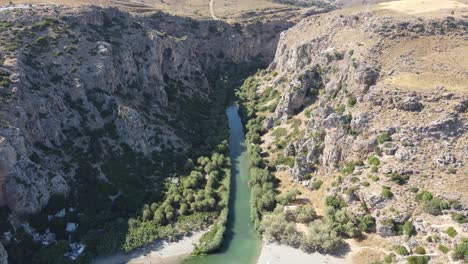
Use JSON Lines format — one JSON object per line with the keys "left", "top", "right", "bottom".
{"left": 0, "top": 0, "right": 336, "bottom": 21}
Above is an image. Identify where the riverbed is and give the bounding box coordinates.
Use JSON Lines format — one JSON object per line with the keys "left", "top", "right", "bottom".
{"left": 91, "top": 105, "right": 259, "bottom": 264}
{"left": 182, "top": 105, "right": 260, "bottom": 264}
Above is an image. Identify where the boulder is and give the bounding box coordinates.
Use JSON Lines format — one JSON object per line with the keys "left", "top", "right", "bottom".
{"left": 362, "top": 193, "right": 386, "bottom": 210}
{"left": 396, "top": 97, "right": 423, "bottom": 112}
{"left": 377, "top": 220, "right": 394, "bottom": 237}
{"left": 395, "top": 147, "right": 412, "bottom": 161}
{"left": 356, "top": 65, "right": 379, "bottom": 91}
{"left": 381, "top": 142, "right": 398, "bottom": 155}
{"left": 350, "top": 112, "right": 370, "bottom": 133}
{"left": 291, "top": 156, "right": 312, "bottom": 181}
{"left": 423, "top": 114, "right": 464, "bottom": 138}
{"left": 413, "top": 220, "right": 426, "bottom": 234}
{"left": 284, "top": 142, "right": 296, "bottom": 157}
{"left": 435, "top": 153, "right": 457, "bottom": 166}
{"left": 454, "top": 99, "right": 467, "bottom": 113}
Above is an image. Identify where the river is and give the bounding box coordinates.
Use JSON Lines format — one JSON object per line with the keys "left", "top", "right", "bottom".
{"left": 183, "top": 105, "right": 259, "bottom": 264}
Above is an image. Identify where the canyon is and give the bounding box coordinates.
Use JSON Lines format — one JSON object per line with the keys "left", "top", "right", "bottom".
{"left": 0, "top": 0, "right": 467, "bottom": 263}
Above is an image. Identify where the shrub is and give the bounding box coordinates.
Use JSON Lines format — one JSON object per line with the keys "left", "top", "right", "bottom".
{"left": 272, "top": 127, "right": 287, "bottom": 139}
{"left": 382, "top": 186, "right": 393, "bottom": 199}
{"left": 414, "top": 246, "right": 426, "bottom": 254}
{"left": 3, "top": 42, "right": 19, "bottom": 51}
{"left": 449, "top": 199, "right": 461, "bottom": 209}
{"left": 311, "top": 180, "right": 323, "bottom": 190}
{"left": 415, "top": 191, "right": 433, "bottom": 202}
{"left": 334, "top": 104, "right": 346, "bottom": 115}
{"left": 446, "top": 227, "right": 457, "bottom": 238}
{"left": 0, "top": 79, "right": 10, "bottom": 88}
{"left": 374, "top": 146, "right": 382, "bottom": 156}
{"left": 427, "top": 234, "right": 440, "bottom": 243}
{"left": 407, "top": 256, "right": 430, "bottom": 264}
{"left": 388, "top": 173, "right": 409, "bottom": 185}
{"left": 295, "top": 204, "right": 317, "bottom": 223}
{"left": 356, "top": 214, "right": 376, "bottom": 232}
{"left": 341, "top": 162, "right": 355, "bottom": 175}
{"left": 452, "top": 213, "right": 467, "bottom": 223}
{"left": 33, "top": 36, "right": 49, "bottom": 48}
{"left": 383, "top": 254, "right": 392, "bottom": 263}
{"left": 423, "top": 197, "right": 449, "bottom": 215}
{"left": 368, "top": 155, "right": 380, "bottom": 166}
{"left": 0, "top": 21, "right": 12, "bottom": 29}
{"left": 438, "top": 244, "right": 449, "bottom": 254}
{"left": 395, "top": 245, "right": 409, "bottom": 256}
{"left": 403, "top": 221, "right": 415, "bottom": 236}
{"left": 453, "top": 238, "right": 468, "bottom": 260}
{"left": 377, "top": 132, "right": 391, "bottom": 144}
{"left": 31, "top": 18, "right": 58, "bottom": 31}
{"left": 347, "top": 97, "right": 357, "bottom": 107}
{"left": 325, "top": 195, "right": 346, "bottom": 209}
{"left": 277, "top": 188, "right": 300, "bottom": 206}
{"left": 275, "top": 155, "right": 295, "bottom": 167}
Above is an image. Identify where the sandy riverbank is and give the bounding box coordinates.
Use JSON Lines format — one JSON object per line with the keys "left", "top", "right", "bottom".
{"left": 92, "top": 229, "right": 207, "bottom": 264}
{"left": 256, "top": 242, "right": 349, "bottom": 264}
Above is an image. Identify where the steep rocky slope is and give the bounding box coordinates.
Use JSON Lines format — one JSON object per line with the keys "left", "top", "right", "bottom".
{"left": 0, "top": 4, "right": 299, "bottom": 263}
{"left": 248, "top": 4, "right": 467, "bottom": 263}
{"left": 0, "top": 5, "right": 292, "bottom": 216}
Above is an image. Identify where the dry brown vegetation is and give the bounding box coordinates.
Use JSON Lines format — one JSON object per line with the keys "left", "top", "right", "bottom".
{"left": 0, "top": 0, "right": 304, "bottom": 21}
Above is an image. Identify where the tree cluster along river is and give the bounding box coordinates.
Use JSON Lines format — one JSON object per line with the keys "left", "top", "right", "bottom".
{"left": 183, "top": 105, "right": 259, "bottom": 264}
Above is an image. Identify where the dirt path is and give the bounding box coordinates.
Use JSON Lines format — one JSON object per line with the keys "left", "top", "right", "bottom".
{"left": 209, "top": 0, "right": 219, "bottom": 20}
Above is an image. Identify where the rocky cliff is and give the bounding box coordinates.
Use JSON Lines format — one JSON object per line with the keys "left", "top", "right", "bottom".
{"left": 251, "top": 7, "right": 467, "bottom": 263}
{"left": 0, "top": 5, "right": 292, "bottom": 216}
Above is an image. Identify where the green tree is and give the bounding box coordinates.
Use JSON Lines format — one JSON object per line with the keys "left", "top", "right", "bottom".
{"left": 303, "top": 219, "right": 344, "bottom": 253}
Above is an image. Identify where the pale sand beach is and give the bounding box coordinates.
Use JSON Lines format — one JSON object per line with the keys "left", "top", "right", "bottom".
{"left": 256, "top": 242, "right": 349, "bottom": 264}
{"left": 92, "top": 230, "right": 208, "bottom": 264}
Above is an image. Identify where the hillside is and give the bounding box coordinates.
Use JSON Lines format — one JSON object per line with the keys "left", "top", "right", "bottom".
{"left": 241, "top": 0, "right": 467, "bottom": 263}
{"left": 0, "top": 4, "right": 294, "bottom": 262}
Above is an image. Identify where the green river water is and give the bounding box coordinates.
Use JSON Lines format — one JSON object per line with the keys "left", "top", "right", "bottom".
{"left": 183, "top": 105, "right": 259, "bottom": 264}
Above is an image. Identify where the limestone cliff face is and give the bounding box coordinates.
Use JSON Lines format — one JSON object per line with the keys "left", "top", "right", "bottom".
{"left": 255, "top": 10, "right": 467, "bottom": 263}
{"left": 0, "top": 6, "right": 292, "bottom": 215}
{"left": 265, "top": 13, "right": 466, "bottom": 171}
